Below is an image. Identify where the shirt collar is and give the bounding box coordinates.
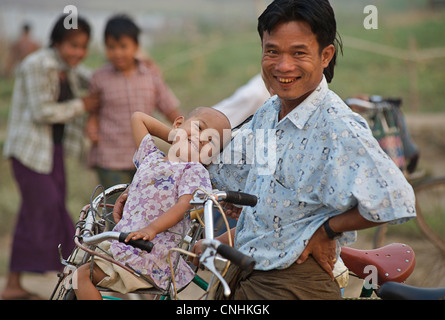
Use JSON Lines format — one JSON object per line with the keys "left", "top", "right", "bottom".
{"left": 277, "top": 75, "right": 328, "bottom": 130}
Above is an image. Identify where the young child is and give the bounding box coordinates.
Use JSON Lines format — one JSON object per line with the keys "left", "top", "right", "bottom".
{"left": 86, "top": 14, "right": 181, "bottom": 189}
{"left": 74, "top": 107, "right": 230, "bottom": 299}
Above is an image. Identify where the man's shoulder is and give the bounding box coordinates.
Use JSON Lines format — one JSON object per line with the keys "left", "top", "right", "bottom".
{"left": 322, "top": 89, "right": 349, "bottom": 112}
{"left": 251, "top": 95, "right": 279, "bottom": 122}
{"left": 318, "top": 90, "right": 371, "bottom": 133}
{"left": 322, "top": 90, "right": 361, "bottom": 118}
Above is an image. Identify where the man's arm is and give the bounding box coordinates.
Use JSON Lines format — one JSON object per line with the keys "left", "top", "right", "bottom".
{"left": 297, "top": 206, "right": 382, "bottom": 280}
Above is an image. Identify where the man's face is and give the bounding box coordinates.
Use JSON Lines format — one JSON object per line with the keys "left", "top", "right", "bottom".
{"left": 261, "top": 20, "right": 334, "bottom": 111}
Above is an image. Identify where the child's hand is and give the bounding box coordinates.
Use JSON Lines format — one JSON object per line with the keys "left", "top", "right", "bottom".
{"left": 82, "top": 92, "right": 100, "bottom": 113}
{"left": 112, "top": 187, "right": 128, "bottom": 224}
{"left": 125, "top": 226, "right": 157, "bottom": 243}
{"left": 85, "top": 114, "right": 99, "bottom": 144}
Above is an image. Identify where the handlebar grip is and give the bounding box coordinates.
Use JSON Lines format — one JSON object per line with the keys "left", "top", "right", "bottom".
{"left": 224, "top": 191, "right": 257, "bottom": 207}
{"left": 216, "top": 243, "right": 255, "bottom": 273}
{"left": 119, "top": 232, "right": 154, "bottom": 253}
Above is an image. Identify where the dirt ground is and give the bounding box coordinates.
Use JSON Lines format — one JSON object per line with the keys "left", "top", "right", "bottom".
{"left": 0, "top": 113, "right": 444, "bottom": 300}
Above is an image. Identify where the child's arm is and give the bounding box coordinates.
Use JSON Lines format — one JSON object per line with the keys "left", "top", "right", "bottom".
{"left": 124, "top": 194, "right": 193, "bottom": 242}
{"left": 131, "top": 111, "right": 172, "bottom": 148}
{"left": 85, "top": 112, "right": 99, "bottom": 144}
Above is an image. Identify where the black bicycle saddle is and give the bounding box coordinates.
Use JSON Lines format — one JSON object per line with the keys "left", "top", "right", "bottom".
{"left": 377, "top": 281, "right": 445, "bottom": 300}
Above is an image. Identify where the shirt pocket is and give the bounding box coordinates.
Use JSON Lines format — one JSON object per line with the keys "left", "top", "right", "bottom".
{"left": 266, "top": 176, "right": 322, "bottom": 224}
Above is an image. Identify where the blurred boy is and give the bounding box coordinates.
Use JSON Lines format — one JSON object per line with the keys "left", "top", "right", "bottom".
{"left": 86, "top": 14, "right": 181, "bottom": 188}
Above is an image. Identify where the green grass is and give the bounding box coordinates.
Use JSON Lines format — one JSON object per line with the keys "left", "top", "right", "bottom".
{"left": 147, "top": 30, "right": 262, "bottom": 111}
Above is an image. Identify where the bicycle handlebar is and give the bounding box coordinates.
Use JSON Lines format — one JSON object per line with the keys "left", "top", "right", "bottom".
{"left": 223, "top": 191, "right": 258, "bottom": 207}
{"left": 81, "top": 231, "right": 154, "bottom": 253}
{"left": 216, "top": 243, "right": 255, "bottom": 273}
{"left": 119, "top": 232, "right": 154, "bottom": 253}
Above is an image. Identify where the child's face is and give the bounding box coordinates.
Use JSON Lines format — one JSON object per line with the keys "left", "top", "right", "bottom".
{"left": 105, "top": 35, "right": 139, "bottom": 72}
{"left": 169, "top": 108, "right": 231, "bottom": 164}
{"left": 54, "top": 31, "right": 89, "bottom": 67}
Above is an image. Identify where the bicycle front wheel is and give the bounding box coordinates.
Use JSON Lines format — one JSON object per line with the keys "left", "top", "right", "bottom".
{"left": 413, "top": 177, "right": 445, "bottom": 253}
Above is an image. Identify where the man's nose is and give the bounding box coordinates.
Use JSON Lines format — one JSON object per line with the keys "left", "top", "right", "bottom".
{"left": 276, "top": 54, "right": 295, "bottom": 73}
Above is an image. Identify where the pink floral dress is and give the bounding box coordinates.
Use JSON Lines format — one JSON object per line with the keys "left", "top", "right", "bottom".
{"left": 110, "top": 134, "right": 211, "bottom": 290}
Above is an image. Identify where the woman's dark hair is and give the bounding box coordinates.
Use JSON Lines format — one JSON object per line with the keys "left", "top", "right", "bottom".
{"left": 104, "top": 14, "right": 140, "bottom": 44}
{"left": 257, "top": 0, "right": 343, "bottom": 83}
{"left": 49, "top": 14, "right": 91, "bottom": 47}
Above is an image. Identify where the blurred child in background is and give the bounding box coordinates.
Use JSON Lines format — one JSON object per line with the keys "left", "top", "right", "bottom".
{"left": 86, "top": 14, "right": 181, "bottom": 189}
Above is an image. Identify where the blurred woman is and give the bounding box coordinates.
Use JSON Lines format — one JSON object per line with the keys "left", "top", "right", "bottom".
{"left": 2, "top": 14, "right": 98, "bottom": 300}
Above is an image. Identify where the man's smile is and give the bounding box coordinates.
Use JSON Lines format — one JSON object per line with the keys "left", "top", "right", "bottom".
{"left": 277, "top": 76, "right": 301, "bottom": 84}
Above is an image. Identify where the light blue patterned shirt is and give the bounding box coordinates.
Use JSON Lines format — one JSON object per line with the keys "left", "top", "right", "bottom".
{"left": 208, "top": 76, "right": 416, "bottom": 271}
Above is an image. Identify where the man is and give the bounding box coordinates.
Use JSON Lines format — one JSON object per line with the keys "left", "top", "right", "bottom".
{"left": 113, "top": 0, "right": 416, "bottom": 299}
{"left": 194, "top": 0, "right": 416, "bottom": 299}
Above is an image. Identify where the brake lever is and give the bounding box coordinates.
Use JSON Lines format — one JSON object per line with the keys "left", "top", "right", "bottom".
{"left": 199, "top": 243, "right": 231, "bottom": 297}
{"left": 58, "top": 244, "right": 76, "bottom": 267}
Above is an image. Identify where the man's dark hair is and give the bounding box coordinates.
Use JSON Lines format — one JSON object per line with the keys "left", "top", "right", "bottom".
{"left": 104, "top": 14, "right": 141, "bottom": 44}
{"left": 258, "top": 0, "right": 342, "bottom": 83}
{"left": 49, "top": 14, "right": 91, "bottom": 47}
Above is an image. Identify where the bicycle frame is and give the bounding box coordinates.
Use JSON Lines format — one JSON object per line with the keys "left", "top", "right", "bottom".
{"left": 187, "top": 189, "right": 256, "bottom": 298}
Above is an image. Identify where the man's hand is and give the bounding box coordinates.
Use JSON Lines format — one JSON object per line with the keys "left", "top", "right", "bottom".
{"left": 190, "top": 239, "right": 204, "bottom": 268}
{"left": 190, "top": 228, "right": 235, "bottom": 268}
{"left": 296, "top": 226, "right": 337, "bottom": 280}
{"left": 222, "top": 202, "right": 242, "bottom": 219}
{"left": 112, "top": 187, "right": 129, "bottom": 224}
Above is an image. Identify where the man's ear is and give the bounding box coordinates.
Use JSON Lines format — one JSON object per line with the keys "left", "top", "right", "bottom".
{"left": 172, "top": 116, "right": 185, "bottom": 129}
{"left": 321, "top": 44, "right": 335, "bottom": 69}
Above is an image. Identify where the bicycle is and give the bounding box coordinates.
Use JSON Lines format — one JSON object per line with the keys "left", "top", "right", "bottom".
{"left": 50, "top": 184, "right": 257, "bottom": 300}
{"left": 346, "top": 96, "right": 445, "bottom": 253}
{"left": 51, "top": 183, "right": 429, "bottom": 300}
